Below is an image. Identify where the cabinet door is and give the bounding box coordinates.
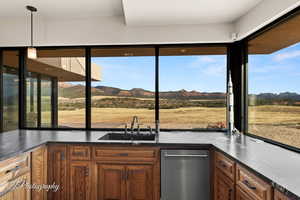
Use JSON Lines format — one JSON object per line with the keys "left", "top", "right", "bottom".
{"left": 70, "top": 161, "right": 91, "bottom": 200}
{"left": 13, "top": 173, "right": 31, "bottom": 200}
{"left": 126, "top": 165, "right": 153, "bottom": 200}
{"left": 31, "top": 146, "right": 47, "bottom": 200}
{"left": 236, "top": 186, "right": 255, "bottom": 200}
{"left": 214, "top": 168, "right": 234, "bottom": 200}
{"left": 48, "top": 145, "right": 68, "bottom": 200}
{"left": 97, "top": 164, "right": 126, "bottom": 200}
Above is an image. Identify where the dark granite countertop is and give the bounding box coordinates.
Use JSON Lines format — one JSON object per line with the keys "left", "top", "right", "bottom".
{"left": 0, "top": 130, "right": 300, "bottom": 198}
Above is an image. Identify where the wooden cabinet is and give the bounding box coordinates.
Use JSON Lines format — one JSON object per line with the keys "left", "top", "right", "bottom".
{"left": 215, "top": 151, "right": 236, "bottom": 180}
{"left": 11, "top": 173, "right": 31, "bottom": 200}
{"left": 0, "top": 154, "right": 31, "bottom": 200}
{"left": 31, "top": 145, "right": 47, "bottom": 200}
{"left": 214, "top": 151, "right": 274, "bottom": 200}
{"left": 126, "top": 165, "right": 153, "bottom": 200}
{"left": 97, "top": 164, "right": 126, "bottom": 200}
{"left": 47, "top": 144, "right": 68, "bottom": 200}
{"left": 70, "top": 161, "right": 91, "bottom": 200}
{"left": 274, "top": 190, "right": 292, "bottom": 200}
{"left": 236, "top": 165, "right": 272, "bottom": 200}
{"left": 0, "top": 173, "right": 31, "bottom": 200}
{"left": 94, "top": 146, "right": 160, "bottom": 200}
{"left": 214, "top": 151, "right": 235, "bottom": 200}
{"left": 214, "top": 168, "right": 234, "bottom": 200}
{"left": 236, "top": 186, "right": 255, "bottom": 200}
{"left": 96, "top": 164, "right": 154, "bottom": 200}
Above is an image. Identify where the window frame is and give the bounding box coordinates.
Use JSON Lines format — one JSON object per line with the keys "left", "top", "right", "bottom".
{"left": 244, "top": 7, "right": 300, "bottom": 154}
{"left": 16, "top": 44, "right": 228, "bottom": 132}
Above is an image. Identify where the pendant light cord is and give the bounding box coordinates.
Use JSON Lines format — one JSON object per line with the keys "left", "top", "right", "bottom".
{"left": 31, "top": 11, "right": 33, "bottom": 47}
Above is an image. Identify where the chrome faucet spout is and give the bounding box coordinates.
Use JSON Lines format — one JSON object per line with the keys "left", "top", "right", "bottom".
{"left": 130, "top": 116, "right": 139, "bottom": 134}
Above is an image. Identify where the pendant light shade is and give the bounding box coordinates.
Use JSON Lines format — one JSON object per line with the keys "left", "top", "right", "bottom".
{"left": 27, "top": 47, "right": 37, "bottom": 59}
{"left": 26, "top": 5, "right": 38, "bottom": 59}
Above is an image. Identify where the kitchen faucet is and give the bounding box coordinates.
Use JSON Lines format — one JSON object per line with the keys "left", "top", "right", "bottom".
{"left": 130, "top": 116, "right": 139, "bottom": 134}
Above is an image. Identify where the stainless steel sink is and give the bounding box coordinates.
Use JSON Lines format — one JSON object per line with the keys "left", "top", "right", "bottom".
{"left": 98, "top": 133, "right": 156, "bottom": 141}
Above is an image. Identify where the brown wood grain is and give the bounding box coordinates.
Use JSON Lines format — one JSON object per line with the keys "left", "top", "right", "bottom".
{"left": 31, "top": 145, "right": 47, "bottom": 200}
{"left": 47, "top": 144, "right": 68, "bottom": 200}
{"left": 236, "top": 165, "right": 272, "bottom": 200}
{"left": 214, "top": 168, "right": 234, "bottom": 200}
{"left": 70, "top": 161, "right": 91, "bottom": 200}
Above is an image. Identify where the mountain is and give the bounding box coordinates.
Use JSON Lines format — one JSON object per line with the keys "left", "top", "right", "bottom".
{"left": 58, "top": 84, "right": 226, "bottom": 99}
{"left": 250, "top": 92, "right": 300, "bottom": 101}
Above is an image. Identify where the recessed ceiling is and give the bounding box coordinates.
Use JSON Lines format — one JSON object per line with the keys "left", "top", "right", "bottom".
{"left": 0, "top": 0, "right": 123, "bottom": 18}
{"left": 123, "top": 0, "right": 263, "bottom": 26}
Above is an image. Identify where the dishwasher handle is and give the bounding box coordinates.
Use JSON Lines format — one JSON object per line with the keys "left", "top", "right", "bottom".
{"left": 164, "top": 153, "right": 209, "bottom": 158}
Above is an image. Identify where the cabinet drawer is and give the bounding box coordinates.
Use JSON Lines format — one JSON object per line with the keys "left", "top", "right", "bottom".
{"left": 274, "top": 190, "right": 292, "bottom": 200}
{"left": 93, "top": 147, "right": 157, "bottom": 161}
{"left": 69, "top": 145, "right": 91, "bottom": 160}
{"left": 0, "top": 154, "right": 30, "bottom": 183}
{"left": 236, "top": 165, "right": 272, "bottom": 200}
{"left": 215, "top": 151, "right": 235, "bottom": 180}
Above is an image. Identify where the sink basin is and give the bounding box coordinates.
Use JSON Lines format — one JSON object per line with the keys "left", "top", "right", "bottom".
{"left": 99, "top": 133, "right": 156, "bottom": 141}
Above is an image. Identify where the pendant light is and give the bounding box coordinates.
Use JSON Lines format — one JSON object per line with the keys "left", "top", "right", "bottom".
{"left": 26, "top": 5, "right": 38, "bottom": 59}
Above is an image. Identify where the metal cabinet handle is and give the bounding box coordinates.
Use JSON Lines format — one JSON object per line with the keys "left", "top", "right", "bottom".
{"left": 118, "top": 153, "right": 129, "bottom": 157}
{"left": 218, "top": 160, "right": 227, "bottom": 168}
{"left": 242, "top": 179, "right": 256, "bottom": 190}
{"left": 85, "top": 167, "right": 89, "bottom": 176}
{"left": 164, "top": 153, "right": 208, "bottom": 158}
{"left": 5, "top": 165, "right": 20, "bottom": 174}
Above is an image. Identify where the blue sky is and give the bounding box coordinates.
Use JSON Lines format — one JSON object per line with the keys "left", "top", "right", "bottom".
{"left": 91, "top": 55, "right": 226, "bottom": 92}
{"left": 90, "top": 42, "right": 300, "bottom": 94}
{"left": 249, "top": 42, "right": 300, "bottom": 94}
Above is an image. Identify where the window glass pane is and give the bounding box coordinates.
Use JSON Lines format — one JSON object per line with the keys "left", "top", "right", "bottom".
{"left": 248, "top": 13, "right": 300, "bottom": 149}
{"left": 26, "top": 73, "right": 38, "bottom": 127}
{"left": 159, "top": 47, "right": 227, "bottom": 129}
{"left": 41, "top": 77, "right": 52, "bottom": 127}
{"left": 36, "top": 48, "right": 86, "bottom": 128}
{"left": 2, "top": 50, "right": 19, "bottom": 131}
{"left": 91, "top": 47, "right": 155, "bottom": 128}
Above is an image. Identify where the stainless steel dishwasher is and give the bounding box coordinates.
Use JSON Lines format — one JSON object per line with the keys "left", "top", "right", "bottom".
{"left": 161, "top": 149, "right": 210, "bottom": 200}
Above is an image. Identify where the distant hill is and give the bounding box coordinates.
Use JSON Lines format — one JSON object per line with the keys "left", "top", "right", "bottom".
{"left": 249, "top": 92, "right": 300, "bottom": 106}
{"left": 58, "top": 84, "right": 226, "bottom": 99}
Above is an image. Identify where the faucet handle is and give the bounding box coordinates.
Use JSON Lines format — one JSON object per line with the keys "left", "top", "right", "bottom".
{"left": 148, "top": 126, "right": 153, "bottom": 135}
{"left": 122, "top": 123, "right": 128, "bottom": 134}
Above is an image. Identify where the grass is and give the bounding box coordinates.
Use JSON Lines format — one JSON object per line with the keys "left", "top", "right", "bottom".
{"left": 56, "top": 96, "right": 300, "bottom": 149}
{"left": 249, "top": 105, "right": 300, "bottom": 148}
{"left": 58, "top": 107, "right": 226, "bottom": 129}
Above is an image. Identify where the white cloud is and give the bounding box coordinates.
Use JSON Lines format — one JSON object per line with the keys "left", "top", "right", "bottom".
{"left": 198, "top": 56, "right": 216, "bottom": 63}
{"left": 274, "top": 50, "right": 300, "bottom": 61}
{"left": 201, "top": 64, "right": 225, "bottom": 77}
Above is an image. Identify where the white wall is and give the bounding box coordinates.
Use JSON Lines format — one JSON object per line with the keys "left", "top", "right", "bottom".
{"left": 1, "top": 0, "right": 300, "bottom": 47}
{"left": 0, "top": 15, "right": 233, "bottom": 47}
{"left": 235, "top": 0, "right": 300, "bottom": 40}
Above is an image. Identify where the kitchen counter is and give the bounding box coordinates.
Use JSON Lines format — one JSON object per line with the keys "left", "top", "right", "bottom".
{"left": 0, "top": 129, "right": 300, "bottom": 198}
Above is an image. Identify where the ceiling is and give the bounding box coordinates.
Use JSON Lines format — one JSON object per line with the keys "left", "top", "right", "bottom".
{"left": 123, "top": 0, "right": 263, "bottom": 26}
{"left": 0, "top": 0, "right": 123, "bottom": 18}
{"left": 0, "top": 0, "right": 262, "bottom": 24}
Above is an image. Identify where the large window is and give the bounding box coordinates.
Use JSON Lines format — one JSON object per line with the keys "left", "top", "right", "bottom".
{"left": 159, "top": 47, "right": 227, "bottom": 129}
{"left": 37, "top": 48, "right": 87, "bottom": 128}
{"left": 3, "top": 46, "right": 227, "bottom": 131}
{"left": 2, "top": 50, "right": 19, "bottom": 132}
{"left": 248, "top": 13, "right": 300, "bottom": 149}
{"left": 41, "top": 77, "right": 52, "bottom": 127}
{"left": 26, "top": 72, "right": 38, "bottom": 127}
{"left": 91, "top": 48, "right": 155, "bottom": 128}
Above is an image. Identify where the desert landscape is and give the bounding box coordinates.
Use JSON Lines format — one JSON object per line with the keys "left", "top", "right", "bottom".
{"left": 55, "top": 83, "right": 300, "bottom": 148}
